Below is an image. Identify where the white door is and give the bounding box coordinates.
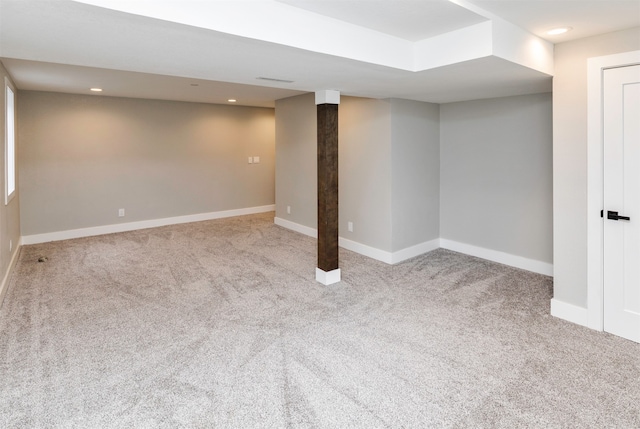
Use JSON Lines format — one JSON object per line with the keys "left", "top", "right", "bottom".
{"left": 603, "top": 64, "right": 640, "bottom": 343}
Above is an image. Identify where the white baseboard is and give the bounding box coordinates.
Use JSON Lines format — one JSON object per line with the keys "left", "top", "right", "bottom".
{"left": 274, "top": 219, "right": 555, "bottom": 275}
{"left": 275, "top": 218, "right": 393, "bottom": 262}
{"left": 440, "top": 239, "right": 553, "bottom": 276}
{"left": 274, "top": 217, "right": 317, "bottom": 238}
{"left": 274, "top": 218, "right": 440, "bottom": 265}
{"left": 390, "top": 239, "right": 441, "bottom": 264}
{"left": 337, "top": 237, "right": 441, "bottom": 264}
{"left": 22, "top": 205, "right": 276, "bottom": 245}
{"left": 338, "top": 237, "right": 393, "bottom": 264}
{"left": 550, "top": 298, "right": 589, "bottom": 328}
{"left": 0, "top": 237, "right": 23, "bottom": 309}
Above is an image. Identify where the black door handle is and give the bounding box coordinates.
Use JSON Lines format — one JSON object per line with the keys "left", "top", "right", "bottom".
{"left": 608, "top": 211, "right": 631, "bottom": 221}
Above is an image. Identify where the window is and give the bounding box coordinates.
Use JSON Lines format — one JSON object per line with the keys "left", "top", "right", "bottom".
{"left": 5, "top": 79, "right": 15, "bottom": 204}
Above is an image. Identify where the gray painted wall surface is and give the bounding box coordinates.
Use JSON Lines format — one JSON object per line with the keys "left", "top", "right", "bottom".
{"left": 339, "top": 97, "right": 392, "bottom": 251}
{"left": 390, "top": 98, "right": 440, "bottom": 251}
{"left": 0, "top": 61, "right": 21, "bottom": 295}
{"left": 440, "top": 93, "right": 553, "bottom": 263}
{"left": 276, "top": 93, "right": 550, "bottom": 260}
{"left": 553, "top": 27, "right": 640, "bottom": 307}
{"left": 275, "top": 94, "right": 394, "bottom": 250}
{"left": 275, "top": 95, "right": 440, "bottom": 253}
{"left": 274, "top": 93, "right": 317, "bottom": 229}
{"left": 19, "top": 91, "right": 275, "bottom": 236}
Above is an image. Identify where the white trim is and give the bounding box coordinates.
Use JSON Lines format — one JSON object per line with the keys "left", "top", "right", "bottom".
{"left": 315, "top": 90, "right": 340, "bottom": 105}
{"left": 338, "top": 237, "right": 393, "bottom": 264}
{"left": 339, "top": 237, "right": 441, "bottom": 265}
{"left": 21, "top": 205, "right": 275, "bottom": 245}
{"left": 316, "top": 267, "right": 341, "bottom": 285}
{"left": 550, "top": 298, "right": 589, "bottom": 328}
{"left": 0, "top": 237, "right": 22, "bottom": 309}
{"left": 440, "top": 239, "right": 553, "bottom": 276}
{"left": 390, "top": 239, "right": 441, "bottom": 264}
{"left": 586, "top": 50, "right": 640, "bottom": 331}
{"left": 275, "top": 218, "right": 441, "bottom": 264}
{"left": 4, "top": 77, "right": 16, "bottom": 206}
{"left": 274, "top": 219, "right": 549, "bottom": 274}
{"left": 274, "top": 217, "right": 317, "bottom": 238}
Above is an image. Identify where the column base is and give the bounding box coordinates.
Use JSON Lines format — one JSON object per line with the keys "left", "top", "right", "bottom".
{"left": 315, "top": 268, "right": 341, "bottom": 285}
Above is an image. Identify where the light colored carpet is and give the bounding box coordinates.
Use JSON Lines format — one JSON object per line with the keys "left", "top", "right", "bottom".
{"left": 0, "top": 212, "right": 638, "bottom": 428}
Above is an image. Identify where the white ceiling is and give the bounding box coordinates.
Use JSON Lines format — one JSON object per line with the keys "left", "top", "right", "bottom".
{"left": 0, "top": 0, "right": 638, "bottom": 107}
{"left": 276, "top": 0, "right": 489, "bottom": 41}
{"left": 472, "top": 0, "right": 640, "bottom": 42}
{"left": 1, "top": 59, "right": 306, "bottom": 109}
{"left": 279, "top": 0, "right": 640, "bottom": 43}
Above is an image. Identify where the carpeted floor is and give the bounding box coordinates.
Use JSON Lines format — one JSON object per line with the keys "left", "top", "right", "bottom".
{"left": 0, "top": 212, "right": 638, "bottom": 428}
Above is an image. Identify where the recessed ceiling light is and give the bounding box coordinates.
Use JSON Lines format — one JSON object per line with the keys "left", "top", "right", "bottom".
{"left": 547, "top": 27, "right": 572, "bottom": 36}
{"left": 90, "top": 88, "right": 103, "bottom": 92}
{"left": 228, "top": 99, "right": 237, "bottom": 103}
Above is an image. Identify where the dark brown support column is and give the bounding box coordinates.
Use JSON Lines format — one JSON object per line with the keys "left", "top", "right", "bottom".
{"left": 315, "top": 90, "right": 340, "bottom": 285}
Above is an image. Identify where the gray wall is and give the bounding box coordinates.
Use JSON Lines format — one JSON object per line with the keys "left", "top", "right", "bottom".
{"left": 440, "top": 93, "right": 553, "bottom": 263}
{"left": 276, "top": 92, "right": 549, "bottom": 260}
{"left": 275, "top": 94, "right": 394, "bottom": 250}
{"left": 553, "top": 27, "right": 640, "bottom": 307}
{"left": 0, "top": 61, "right": 21, "bottom": 301}
{"left": 274, "top": 93, "right": 317, "bottom": 229}
{"left": 275, "top": 94, "right": 440, "bottom": 254}
{"left": 339, "top": 97, "right": 392, "bottom": 251}
{"left": 391, "top": 98, "right": 440, "bottom": 251}
{"left": 19, "top": 91, "right": 275, "bottom": 236}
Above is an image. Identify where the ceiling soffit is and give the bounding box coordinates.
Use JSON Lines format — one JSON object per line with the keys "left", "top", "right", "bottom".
{"left": 71, "top": 0, "right": 553, "bottom": 75}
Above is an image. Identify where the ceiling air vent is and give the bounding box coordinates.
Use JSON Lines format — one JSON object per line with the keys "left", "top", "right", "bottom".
{"left": 256, "top": 77, "right": 295, "bottom": 83}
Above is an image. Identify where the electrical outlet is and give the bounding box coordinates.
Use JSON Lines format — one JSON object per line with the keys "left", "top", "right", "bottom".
{"left": 253, "top": 156, "right": 260, "bottom": 164}
{"left": 248, "top": 157, "right": 253, "bottom": 164}
{"left": 287, "top": 205, "right": 291, "bottom": 214}
{"left": 118, "top": 208, "right": 125, "bottom": 217}
{"left": 348, "top": 221, "right": 353, "bottom": 232}
{"left": 9, "top": 240, "right": 12, "bottom": 252}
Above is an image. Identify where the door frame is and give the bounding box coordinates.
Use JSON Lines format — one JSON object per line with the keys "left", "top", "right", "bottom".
{"left": 587, "top": 50, "right": 640, "bottom": 331}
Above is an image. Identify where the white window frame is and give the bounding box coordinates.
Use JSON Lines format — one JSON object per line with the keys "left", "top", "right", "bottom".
{"left": 5, "top": 77, "right": 16, "bottom": 205}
